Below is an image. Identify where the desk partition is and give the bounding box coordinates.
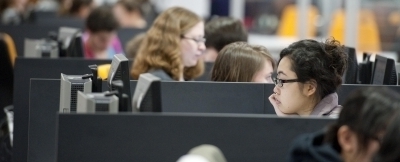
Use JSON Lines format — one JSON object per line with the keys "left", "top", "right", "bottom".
{"left": 56, "top": 113, "right": 334, "bottom": 162}
{"left": 13, "top": 58, "right": 111, "bottom": 162}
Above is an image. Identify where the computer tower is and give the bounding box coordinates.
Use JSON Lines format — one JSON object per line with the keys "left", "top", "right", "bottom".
{"left": 59, "top": 74, "right": 92, "bottom": 113}
{"left": 76, "top": 91, "right": 119, "bottom": 113}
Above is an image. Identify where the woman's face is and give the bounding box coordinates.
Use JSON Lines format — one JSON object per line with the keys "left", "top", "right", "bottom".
{"left": 252, "top": 60, "right": 274, "bottom": 83}
{"left": 89, "top": 31, "right": 116, "bottom": 51}
{"left": 180, "top": 21, "right": 206, "bottom": 67}
{"left": 272, "top": 56, "right": 312, "bottom": 115}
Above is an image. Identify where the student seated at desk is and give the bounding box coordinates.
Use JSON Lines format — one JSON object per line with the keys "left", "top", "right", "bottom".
{"left": 59, "top": 0, "right": 94, "bottom": 19}
{"left": 211, "top": 42, "right": 275, "bottom": 83}
{"left": 269, "top": 38, "right": 347, "bottom": 117}
{"left": 203, "top": 16, "right": 248, "bottom": 62}
{"left": 131, "top": 7, "right": 205, "bottom": 81}
{"left": 113, "top": 0, "right": 147, "bottom": 29}
{"left": 83, "top": 6, "right": 123, "bottom": 59}
{"left": 288, "top": 87, "right": 400, "bottom": 162}
{"left": 0, "top": 0, "right": 32, "bottom": 25}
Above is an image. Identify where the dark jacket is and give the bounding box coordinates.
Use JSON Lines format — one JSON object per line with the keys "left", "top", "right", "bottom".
{"left": 288, "top": 130, "right": 343, "bottom": 162}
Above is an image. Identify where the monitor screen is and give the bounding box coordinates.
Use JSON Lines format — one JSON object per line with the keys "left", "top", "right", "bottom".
{"left": 371, "top": 55, "right": 397, "bottom": 85}
{"left": 107, "top": 54, "right": 131, "bottom": 111}
{"left": 358, "top": 53, "right": 372, "bottom": 84}
{"left": 66, "top": 32, "right": 84, "bottom": 57}
{"left": 343, "top": 46, "right": 358, "bottom": 84}
{"left": 132, "top": 73, "right": 161, "bottom": 112}
{"left": 58, "top": 27, "right": 80, "bottom": 49}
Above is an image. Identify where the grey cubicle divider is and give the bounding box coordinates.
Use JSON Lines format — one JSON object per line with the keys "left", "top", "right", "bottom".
{"left": 337, "top": 84, "right": 400, "bottom": 104}
{"left": 0, "top": 25, "right": 61, "bottom": 56}
{"left": 161, "top": 81, "right": 268, "bottom": 114}
{"left": 27, "top": 79, "right": 137, "bottom": 162}
{"left": 264, "top": 84, "right": 275, "bottom": 114}
{"left": 13, "top": 58, "right": 111, "bottom": 162}
{"left": 27, "top": 79, "right": 269, "bottom": 162}
{"left": 117, "top": 28, "right": 147, "bottom": 51}
{"left": 27, "top": 78, "right": 400, "bottom": 162}
{"left": 56, "top": 113, "right": 334, "bottom": 162}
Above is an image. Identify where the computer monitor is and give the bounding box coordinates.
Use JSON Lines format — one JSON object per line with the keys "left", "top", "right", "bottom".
{"left": 107, "top": 54, "right": 131, "bottom": 111}
{"left": 77, "top": 91, "right": 119, "bottom": 113}
{"left": 66, "top": 32, "right": 84, "bottom": 57}
{"left": 343, "top": 46, "right": 358, "bottom": 84}
{"left": 132, "top": 73, "right": 161, "bottom": 112}
{"left": 358, "top": 53, "right": 372, "bottom": 84}
{"left": 371, "top": 55, "right": 397, "bottom": 85}
{"left": 58, "top": 27, "right": 80, "bottom": 57}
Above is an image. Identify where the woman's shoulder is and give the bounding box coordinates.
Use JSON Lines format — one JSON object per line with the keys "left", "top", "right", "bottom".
{"left": 287, "top": 129, "right": 342, "bottom": 162}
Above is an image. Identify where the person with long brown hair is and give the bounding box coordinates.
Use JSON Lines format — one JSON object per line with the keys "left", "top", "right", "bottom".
{"left": 131, "top": 7, "right": 205, "bottom": 81}
{"left": 211, "top": 42, "right": 275, "bottom": 83}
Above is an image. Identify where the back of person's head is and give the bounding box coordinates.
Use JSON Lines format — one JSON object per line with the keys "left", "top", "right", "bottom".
{"left": 211, "top": 42, "right": 275, "bottom": 83}
{"left": 115, "top": 0, "right": 142, "bottom": 14}
{"left": 125, "top": 32, "right": 146, "bottom": 59}
{"left": 279, "top": 38, "right": 347, "bottom": 101}
{"left": 0, "top": 0, "right": 12, "bottom": 15}
{"left": 86, "top": 6, "right": 119, "bottom": 33}
{"left": 69, "top": 0, "right": 93, "bottom": 18}
{"left": 325, "top": 87, "right": 400, "bottom": 161}
{"left": 113, "top": 0, "right": 147, "bottom": 28}
{"left": 205, "top": 17, "right": 247, "bottom": 51}
{"left": 177, "top": 144, "right": 227, "bottom": 162}
{"left": 131, "top": 7, "right": 204, "bottom": 80}
{"left": 374, "top": 111, "right": 400, "bottom": 162}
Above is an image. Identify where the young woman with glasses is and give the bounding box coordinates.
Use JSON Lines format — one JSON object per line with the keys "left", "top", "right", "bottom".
{"left": 131, "top": 7, "right": 205, "bottom": 81}
{"left": 269, "top": 38, "right": 347, "bottom": 117}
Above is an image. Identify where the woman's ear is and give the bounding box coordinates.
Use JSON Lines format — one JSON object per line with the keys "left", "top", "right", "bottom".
{"left": 303, "top": 79, "right": 317, "bottom": 97}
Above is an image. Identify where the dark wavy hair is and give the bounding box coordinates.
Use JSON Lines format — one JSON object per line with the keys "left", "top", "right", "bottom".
{"left": 374, "top": 110, "right": 400, "bottom": 162}
{"left": 279, "top": 38, "right": 347, "bottom": 100}
{"left": 325, "top": 87, "right": 400, "bottom": 154}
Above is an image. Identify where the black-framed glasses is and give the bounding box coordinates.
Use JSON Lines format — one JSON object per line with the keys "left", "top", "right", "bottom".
{"left": 181, "top": 36, "right": 206, "bottom": 44}
{"left": 272, "top": 77, "right": 300, "bottom": 87}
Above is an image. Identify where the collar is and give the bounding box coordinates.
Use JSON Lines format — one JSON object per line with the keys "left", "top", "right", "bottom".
{"left": 310, "top": 93, "right": 340, "bottom": 116}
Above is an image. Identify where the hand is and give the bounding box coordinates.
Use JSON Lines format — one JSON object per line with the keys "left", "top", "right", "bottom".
{"left": 269, "top": 93, "right": 292, "bottom": 116}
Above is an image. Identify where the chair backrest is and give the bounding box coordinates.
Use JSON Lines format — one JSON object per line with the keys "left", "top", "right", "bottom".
{"left": 0, "top": 33, "right": 16, "bottom": 117}
{"left": 277, "top": 4, "right": 319, "bottom": 37}
{"left": 329, "top": 9, "right": 381, "bottom": 52}
{"left": 2, "top": 33, "right": 17, "bottom": 66}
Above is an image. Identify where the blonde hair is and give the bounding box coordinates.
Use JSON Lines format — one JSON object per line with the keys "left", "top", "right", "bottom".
{"left": 211, "top": 42, "right": 275, "bottom": 82}
{"left": 131, "top": 7, "right": 204, "bottom": 80}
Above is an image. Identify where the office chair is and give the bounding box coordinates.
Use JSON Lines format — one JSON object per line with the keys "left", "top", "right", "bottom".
{"left": 0, "top": 33, "right": 17, "bottom": 118}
